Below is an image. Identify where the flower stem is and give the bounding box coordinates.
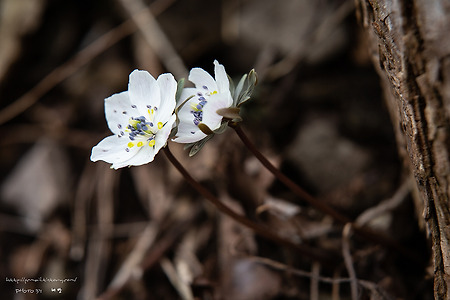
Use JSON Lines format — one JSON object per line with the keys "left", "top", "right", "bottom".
{"left": 231, "top": 124, "right": 421, "bottom": 263}
{"left": 162, "top": 146, "right": 335, "bottom": 264}
{"left": 231, "top": 123, "right": 350, "bottom": 223}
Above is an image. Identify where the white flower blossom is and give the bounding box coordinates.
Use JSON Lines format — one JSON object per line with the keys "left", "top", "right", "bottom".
{"left": 172, "top": 60, "right": 233, "bottom": 143}
{"left": 91, "top": 70, "right": 177, "bottom": 169}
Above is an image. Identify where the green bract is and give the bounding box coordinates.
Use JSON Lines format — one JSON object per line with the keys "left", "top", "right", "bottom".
{"left": 173, "top": 61, "right": 258, "bottom": 156}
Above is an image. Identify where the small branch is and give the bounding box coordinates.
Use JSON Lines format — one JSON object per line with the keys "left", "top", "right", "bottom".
{"left": 162, "top": 146, "right": 335, "bottom": 264}
{"left": 118, "top": 0, "right": 187, "bottom": 78}
{"left": 0, "top": 0, "right": 176, "bottom": 125}
{"left": 310, "top": 262, "right": 320, "bottom": 300}
{"left": 231, "top": 123, "right": 350, "bottom": 223}
{"left": 342, "top": 224, "right": 358, "bottom": 300}
{"left": 160, "top": 257, "right": 194, "bottom": 300}
{"left": 231, "top": 124, "right": 422, "bottom": 263}
{"left": 356, "top": 179, "right": 411, "bottom": 227}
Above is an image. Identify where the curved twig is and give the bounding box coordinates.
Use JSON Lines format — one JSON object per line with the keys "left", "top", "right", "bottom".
{"left": 0, "top": 0, "right": 176, "bottom": 125}
{"left": 162, "top": 146, "right": 335, "bottom": 264}
{"left": 231, "top": 123, "right": 422, "bottom": 263}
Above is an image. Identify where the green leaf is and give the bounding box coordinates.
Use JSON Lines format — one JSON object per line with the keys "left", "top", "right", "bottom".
{"left": 188, "top": 135, "right": 214, "bottom": 156}
{"left": 169, "top": 125, "right": 178, "bottom": 139}
{"left": 237, "top": 69, "right": 258, "bottom": 107}
{"left": 183, "top": 142, "right": 195, "bottom": 150}
{"left": 234, "top": 74, "right": 247, "bottom": 106}
{"left": 213, "top": 122, "right": 228, "bottom": 134}
{"left": 227, "top": 74, "right": 235, "bottom": 102}
{"left": 175, "top": 78, "right": 185, "bottom": 103}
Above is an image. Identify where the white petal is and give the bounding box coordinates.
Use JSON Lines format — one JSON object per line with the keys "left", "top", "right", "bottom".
{"left": 154, "top": 73, "right": 177, "bottom": 125}
{"left": 154, "top": 114, "right": 176, "bottom": 152}
{"left": 176, "top": 115, "right": 198, "bottom": 133}
{"left": 213, "top": 60, "right": 229, "bottom": 94}
{"left": 174, "top": 104, "right": 202, "bottom": 143}
{"left": 172, "top": 127, "right": 206, "bottom": 143}
{"left": 91, "top": 135, "right": 139, "bottom": 167}
{"left": 176, "top": 96, "right": 198, "bottom": 124}
{"left": 115, "top": 144, "right": 156, "bottom": 168}
{"left": 202, "top": 93, "right": 230, "bottom": 131}
{"left": 189, "top": 67, "right": 218, "bottom": 92}
{"left": 173, "top": 101, "right": 206, "bottom": 143}
{"left": 104, "top": 91, "right": 132, "bottom": 135}
{"left": 128, "top": 70, "right": 160, "bottom": 116}
{"left": 176, "top": 87, "right": 197, "bottom": 108}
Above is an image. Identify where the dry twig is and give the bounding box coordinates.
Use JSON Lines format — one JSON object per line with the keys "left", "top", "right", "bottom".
{"left": 118, "top": 0, "right": 187, "bottom": 79}
{"left": 310, "top": 262, "right": 320, "bottom": 300}
{"left": 106, "top": 224, "right": 158, "bottom": 294}
{"left": 342, "top": 224, "right": 358, "bottom": 300}
{"left": 0, "top": 0, "right": 176, "bottom": 125}
{"left": 70, "top": 162, "right": 98, "bottom": 261}
{"left": 356, "top": 179, "right": 411, "bottom": 227}
{"left": 160, "top": 257, "right": 195, "bottom": 300}
{"left": 81, "top": 165, "right": 117, "bottom": 299}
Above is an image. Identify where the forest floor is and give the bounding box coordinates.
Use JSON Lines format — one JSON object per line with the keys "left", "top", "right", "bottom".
{"left": 0, "top": 0, "right": 433, "bottom": 299}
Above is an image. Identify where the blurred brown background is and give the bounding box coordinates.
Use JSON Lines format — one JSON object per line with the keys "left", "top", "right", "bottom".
{"left": 0, "top": 0, "right": 431, "bottom": 299}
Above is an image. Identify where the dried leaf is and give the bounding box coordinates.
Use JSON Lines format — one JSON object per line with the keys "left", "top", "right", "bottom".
{"left": 1, "top": 138, "right": 70, "bottom": 231}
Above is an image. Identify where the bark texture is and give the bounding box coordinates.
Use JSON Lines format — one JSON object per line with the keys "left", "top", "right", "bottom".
{"left": 355, "top": 0, "right": 450, "bottom": 298}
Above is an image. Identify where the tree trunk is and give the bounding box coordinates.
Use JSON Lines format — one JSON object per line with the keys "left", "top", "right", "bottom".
{"left": 355, "top": 0, "right": 450, "bottom": 298}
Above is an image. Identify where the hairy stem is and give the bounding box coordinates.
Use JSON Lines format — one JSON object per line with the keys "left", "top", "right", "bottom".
{"left": 163, "top": 146, "right": 335, "bottom": 264}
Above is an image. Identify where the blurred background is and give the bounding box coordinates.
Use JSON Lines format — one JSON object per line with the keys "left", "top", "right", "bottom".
{"left": 0, "top": 0, "right": 432, "bottom": 299}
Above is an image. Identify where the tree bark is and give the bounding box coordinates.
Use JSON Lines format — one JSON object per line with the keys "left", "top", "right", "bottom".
{"left": 355, "top": 0, "right": 450, "bottom": 298}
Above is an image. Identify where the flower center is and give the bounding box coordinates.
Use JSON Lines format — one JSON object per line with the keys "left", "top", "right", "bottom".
{"left": 127, "top": 116, "right": 155, "bottom": 138}
{"left": 190, "top": 95, "right": 208, "bottom": 126}
{"left": 124, "top": 107, "right": 164, "bottom": 150}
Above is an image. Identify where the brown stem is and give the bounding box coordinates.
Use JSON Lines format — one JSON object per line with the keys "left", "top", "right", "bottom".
{"left": 231, "top": 123, "right": 350, "bottom": 223}
{"left": 162, "top": 146, "right": 335, "bottom": 264}
{"left": 231, "top": 124, "right": 422, "bottom": 263}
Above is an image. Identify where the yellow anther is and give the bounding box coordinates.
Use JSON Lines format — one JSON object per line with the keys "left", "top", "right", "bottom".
{"left": 137, "top": 141, "right": 144, "bottom": 147}
{"left": 157, "top": 122, "right": 163, "bottom": 129}
{"left": 129, "top": 119, "right": 139, "bottom": 129}
{"left": 211, "top": 91, "right": 218, "bottom": 95}
{"left": 128, "top": 142, "right": 135, "bottom": 148}
{"left": 190, "top": 103, "right": 200, "bottom": 111}
{"left": 149, "top": 140, "right": 155, "bottom": 147}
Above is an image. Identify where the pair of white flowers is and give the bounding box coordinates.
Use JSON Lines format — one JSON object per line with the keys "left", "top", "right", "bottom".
{"left": 91, "top": 60, "right": 253, "bottom": 169}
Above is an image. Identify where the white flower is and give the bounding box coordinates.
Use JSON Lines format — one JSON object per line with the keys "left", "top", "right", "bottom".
{"left": 172, "top": 60, "right": 233, "bottom": 143}
{"left": 91, "top": 70, "right": 177, "bottom": 169}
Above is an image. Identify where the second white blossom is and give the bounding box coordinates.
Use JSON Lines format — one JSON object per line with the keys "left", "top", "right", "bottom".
{"left": 172, "top": 60, "right": 233, "bottom": 144}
